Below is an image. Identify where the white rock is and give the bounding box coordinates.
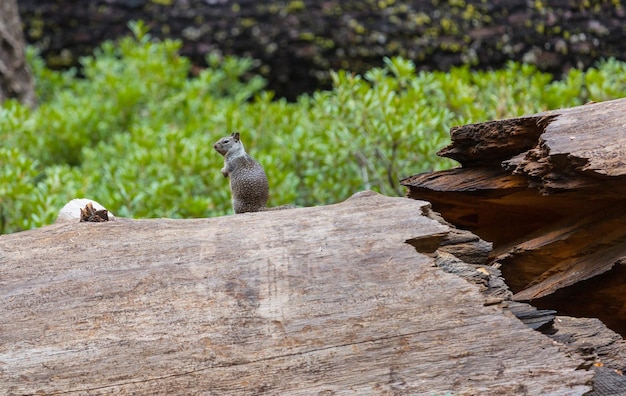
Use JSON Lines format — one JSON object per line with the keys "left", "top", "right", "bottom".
{"left": 55, "top": 198, "right": 115, "bottom": 223}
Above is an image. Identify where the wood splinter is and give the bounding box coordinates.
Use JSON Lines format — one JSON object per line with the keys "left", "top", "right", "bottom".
{"left": 79, "top": 202, "right": 109, "bottom": 222}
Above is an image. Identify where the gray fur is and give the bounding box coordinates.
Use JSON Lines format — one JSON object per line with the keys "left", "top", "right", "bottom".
{"left": 213, "top": 132, "right": 269, "bottom": 213}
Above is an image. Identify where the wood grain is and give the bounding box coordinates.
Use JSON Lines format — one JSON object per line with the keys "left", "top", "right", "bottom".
{"left": 0, "top": 192, "right": 592, "bottom": 394}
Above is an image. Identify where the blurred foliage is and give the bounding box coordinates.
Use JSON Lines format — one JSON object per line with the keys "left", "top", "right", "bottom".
{"left": 2, "top": 22, "right": 626, "bottom": 233}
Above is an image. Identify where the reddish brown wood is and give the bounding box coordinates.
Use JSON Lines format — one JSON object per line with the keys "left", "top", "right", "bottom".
{"left": 401, "top": 98, "right": 626, "bottom": 339}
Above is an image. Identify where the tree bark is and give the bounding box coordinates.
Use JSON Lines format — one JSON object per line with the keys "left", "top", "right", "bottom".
{"left": 401, "top": 97, "right": 626, "bottom": 338}
{"left": 0, "top": 0, "right": 35, "bottom": 107}
{"left": 0, "top": 191, "right": 598, "bottom": 394}
{"left": 16, "top": 0, "right": 626, "bottom": 100}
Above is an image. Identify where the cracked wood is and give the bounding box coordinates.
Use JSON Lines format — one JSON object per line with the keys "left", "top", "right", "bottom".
{"left": 401, "top": 97, "right": 626, "bottom": 339}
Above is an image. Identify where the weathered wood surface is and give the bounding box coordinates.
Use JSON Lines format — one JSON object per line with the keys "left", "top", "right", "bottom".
{"left": 551, "top": 316, "right": 626, "bottom": 396}
{"left": 17, "top": 0, "right": 626, "bottom": 99}
{"left": 426, "top": 208, "right": 626, "bottom": 395}
{"left": 401, "top": 98, "right": 626, "bottom": 338}
{"left": 0, "top": 192, "right": 592, "bottom": 394}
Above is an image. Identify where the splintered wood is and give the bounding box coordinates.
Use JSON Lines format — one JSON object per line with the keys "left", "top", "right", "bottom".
{"left": 80, "top": 202, "right": 110, "bottom": 222}
{"left": 0, "top": 192, "right": 591, "bottom": 394}
{"left": 401, "top": 98, "right": 626, "bottom": 334}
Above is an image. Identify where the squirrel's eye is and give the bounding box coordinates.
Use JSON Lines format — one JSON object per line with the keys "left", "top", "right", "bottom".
{"left": 224, "top": 139, "right": 229, "bottom": 143}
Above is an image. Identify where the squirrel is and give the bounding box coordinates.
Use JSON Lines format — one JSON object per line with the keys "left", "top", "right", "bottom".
{"left": 213, "top": 132, "right": 269, "bottom": 214}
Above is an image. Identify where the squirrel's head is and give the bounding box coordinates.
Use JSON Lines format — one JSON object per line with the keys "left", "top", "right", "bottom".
{"left": 213, "top": 131, "right": 243, "bottom": 156}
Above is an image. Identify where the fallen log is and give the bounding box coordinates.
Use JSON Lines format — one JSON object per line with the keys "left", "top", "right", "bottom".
{"left": 401, "top": 97, "right": 626, "bottom": 338}
{"left": 0, "top": 192, "right": 593, "bottom": 394}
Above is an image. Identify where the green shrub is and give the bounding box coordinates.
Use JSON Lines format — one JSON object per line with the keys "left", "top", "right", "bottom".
{"left": 0, "top": 147, "right": 37, "bottom": 234}
{"left": 1, "top": 23, "right": 626, "bottom": 233}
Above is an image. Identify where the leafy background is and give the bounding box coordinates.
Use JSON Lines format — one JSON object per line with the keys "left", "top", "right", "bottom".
{"left": 2, "top": 22, "right": 626, "bottom": 234}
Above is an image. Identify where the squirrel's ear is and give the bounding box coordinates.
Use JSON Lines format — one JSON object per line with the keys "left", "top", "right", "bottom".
{"left": 232, "top": 132, "right": 240, "bottom": 141}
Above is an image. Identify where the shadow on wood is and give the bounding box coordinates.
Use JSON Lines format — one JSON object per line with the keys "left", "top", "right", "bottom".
{"left": 0, "top": 192, "right": 592, "bottom": 394}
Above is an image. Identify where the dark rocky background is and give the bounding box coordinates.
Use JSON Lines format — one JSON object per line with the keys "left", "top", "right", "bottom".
{"left": 18, "top": 0, "right": 626, "bottom": 99}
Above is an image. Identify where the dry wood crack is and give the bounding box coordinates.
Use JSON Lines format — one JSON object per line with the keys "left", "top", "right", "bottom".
{"left": 401, "top": 98, "right": 626, "bottom": 394}
{"left": 402, "top": 98, "right": 626, "bottom": 305}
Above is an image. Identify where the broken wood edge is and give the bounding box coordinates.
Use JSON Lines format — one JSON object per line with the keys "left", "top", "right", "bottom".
{"left": 419, "top": 205, "right": 626, "bottom": 393}
{"left": 438, "top": 98, "right": 626, "bottom": 170}
{"left": 419, "top": 207, "right": 559, "bottom": 330}
{"left": 400, "top": 167, "right": 529, "bottom": 194}
{"left": 400, "top": 99, "right": 626, "bottom": 330}
{"left": 408, "top": 98, "right": 626, "bottom": 196}
{"left": 550, "top": 316, "right": 626, "bottom": 392}
{"left": 436, "top": 114, "right": 557, "bottom": 166}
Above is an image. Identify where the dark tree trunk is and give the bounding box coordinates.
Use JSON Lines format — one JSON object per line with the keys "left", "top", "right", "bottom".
{"left": 17, "top": 0, "right": 626, "bottom": 100}
{"left": 0, "top": 0, "right": 35, "bottom": 107}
